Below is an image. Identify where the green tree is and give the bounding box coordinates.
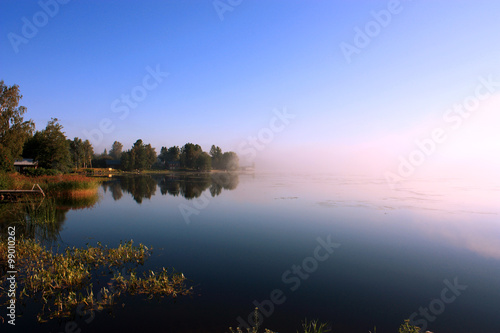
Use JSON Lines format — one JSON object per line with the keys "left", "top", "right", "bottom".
{"left": 159, "top": 146, "right": 181, "bottom": 169}
{"left": 144, "top": 143, "right": 157, "bottom": 169}
{"left": 221, "top": 151, "right": 239, "bottom": 171}
{"left": 0, "top": 81, "right": 34, "bottom": 170}
{"left": 37, "top": 118, "right": 71, "bottom": 171}
{"left": 109, "top": 141, "right": 123, "bottom": 160}
{"left": 167, "top": 146, "right": 180, "bottom": 162}
{"left": 180, "top": 143, "right": 202, "bottom": 169}
{"left": 22, "top": 131, "right": 44, "bottom": 160}
{"left": 121, "top": 139, "right": 156, "bottom": 171}
{"left": 82, "top": 139, "right": 94, "bottom": 168}
{"left": 196, "top": 152, "right": 212, "bottom": 171}
{"left": 69, "top": 137, "right": 84, "bottom": 169}
{"left": 209, "top": 145, "right": 223, "bottom": 169}
{"left": 120, "top": 151, "right": 132, "bottom": 171}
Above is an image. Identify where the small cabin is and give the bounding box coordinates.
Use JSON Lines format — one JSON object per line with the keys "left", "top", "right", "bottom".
{"left": 14, "top": 159, "right": 38, "bottom": 173}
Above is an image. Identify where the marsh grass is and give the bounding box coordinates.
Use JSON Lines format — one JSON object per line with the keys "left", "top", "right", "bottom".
{"left": 398, "top": 320, "right": 420, "bottom": 333}
{"left": 1, "top": 173, "right": 100, "bottom": 194}
{"left": 229, "top": 308, "right": 276, "bottom": 333}
{"left": 0, "top": 238, "right": 191, "bottom": 321}
{"left": 228, "top": 309, "right": 420, "bottom": 333}
{"left": 300, "top": 319, "right": 331, "bottom": 333}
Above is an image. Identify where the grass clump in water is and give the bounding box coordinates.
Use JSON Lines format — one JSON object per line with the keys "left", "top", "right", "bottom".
{"left": 0, "top": 238, "right": 191, "bottom": 321}
{"left": 229, "top": 308, "right": 422, "bottom": 333}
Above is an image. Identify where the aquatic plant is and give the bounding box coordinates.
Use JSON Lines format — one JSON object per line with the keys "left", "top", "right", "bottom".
{"left": 300, "top": 319, "right": 331, "bottom": 333}
{"left": 0, "top": 238, "right": 191, "bottom": 321}
{"left": 229, "top": 308, "right": 277, "bottom": 333}
{"left": 398, "top": 319, "right": 421, "bottom": 333}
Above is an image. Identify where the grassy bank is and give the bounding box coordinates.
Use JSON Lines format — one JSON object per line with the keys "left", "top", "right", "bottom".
{"left": 0, "top": 173, "right": 100, "bottom": 196}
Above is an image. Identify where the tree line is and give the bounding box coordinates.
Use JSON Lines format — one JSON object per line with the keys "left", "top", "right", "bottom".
{"left": 0, "top": 80, "right": 238, "bottom": 173}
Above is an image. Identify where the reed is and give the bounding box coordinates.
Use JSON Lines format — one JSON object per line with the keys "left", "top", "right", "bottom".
{"left": 229, "top": 309, "right": 420, "bottom": 333}
{"left": 0, "top": 238, "right": 191, "bottom": 322}
{"left": 0, "top": 173, "right": 100, "bottom": 194}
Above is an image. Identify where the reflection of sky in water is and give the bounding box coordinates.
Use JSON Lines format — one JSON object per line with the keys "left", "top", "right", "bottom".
{"left": 228, "top": 174, "right": 500, "bottom": 260}
{"left": 53, "top": 173, "right": 499, "bottom": 333}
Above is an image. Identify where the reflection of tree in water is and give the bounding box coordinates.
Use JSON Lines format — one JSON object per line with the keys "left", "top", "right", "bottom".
{"left": 118, "top": 176, "right": 157, "bottom": 203}
{"left": 209, "top": 173, "right": 239, "bottom": 196}
{"left": 105, "top": 174, "right": 239, "bottom": 202}
{"left": 0, "top": 199, "right": 68, "bottom": 242}
{"left": 159, "top": 175, "right": 181, "bottom": 196}
{"left": 157, "top": 173, "right": 239, "bottom": 199}
{"left": 102, "top": 180, "right": 123, "bottom": 201}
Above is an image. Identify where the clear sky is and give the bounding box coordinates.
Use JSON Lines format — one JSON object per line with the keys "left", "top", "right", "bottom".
{"left": 1, "top": 0, "right": 499, "bottom": 180}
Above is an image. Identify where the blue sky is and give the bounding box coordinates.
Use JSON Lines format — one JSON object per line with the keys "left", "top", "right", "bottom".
{"left": 1, "top": 1, "right": 500, "bottom": 178}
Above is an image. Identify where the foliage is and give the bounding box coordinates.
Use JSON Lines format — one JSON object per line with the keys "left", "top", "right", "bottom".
{"left": 68, "top": 137, "right": 84, "bottom": 169}
{"left": 398, "top": 319, "right": 421, "bottom": 333}
{"left": 0, "top": 172, "right": 13, "bottom": 190}
{"left": 180, "top": 143, "right": 203, "bottom": 169}
{"left": 196, "top": 151, "right": 212, "bottom": 171}
{"left": 0, "top": 173, "right": 99, "bottom": 194}
{"left": 229, "top": 308, "right": 276, "bottom": 333}
{"left": 22, "top": 131, "right": 44, "bottom": 160}
{"left": 159, "top": 145, "right": 180, "bottom": 167}
{"left": 68, "top": 137, "right": 93, "bottom": 169}
{"left": 0, "top": 145, "right": 14, "bottom": 172}
{"left": 23, "top": 118, "right": 73, "bottom": 172}
{"left": 222, "top": 151, "right": 239, "bottom": 171}
{"left": 300, "top": 319, "right": 331, "bottom": 333}
{"left": 121, "top": 139, "right": 157, "bottom": 171}
{"left": 0, "top": 81, "right": 35, "bottom": 171}
{"left": 210, "top": 145, "right": 223, "bottom": 169}
{"left": 22, "top": 167, "right": 62, "bottom": 176}
{"left": 109, "top": 140, "right": 123, "bottom": 160}
{"left": 0, "top": 238, "right": 191, "bottom": 321}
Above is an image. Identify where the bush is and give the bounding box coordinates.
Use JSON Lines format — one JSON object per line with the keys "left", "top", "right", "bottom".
{"left": 22, "top": 167, "right": 62, "bottom": 177}
{"left": 0, "top": 172, "right": 13, "bottom": 190}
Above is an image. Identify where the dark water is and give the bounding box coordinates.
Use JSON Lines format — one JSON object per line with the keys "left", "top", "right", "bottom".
{"left": 2, "top": 173, "right": 500, "bottom": 333}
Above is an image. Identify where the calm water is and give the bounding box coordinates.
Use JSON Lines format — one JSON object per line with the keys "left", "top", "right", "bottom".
{"left": 3, "top": 173, "right": 500, "bottom": 333}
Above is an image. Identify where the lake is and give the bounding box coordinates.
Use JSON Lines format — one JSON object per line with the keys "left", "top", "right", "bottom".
{"left": 3, "top": 173, "right": 500, "bottom": 333}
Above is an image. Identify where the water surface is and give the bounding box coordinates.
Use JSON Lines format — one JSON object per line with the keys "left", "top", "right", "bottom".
{"left": 3, "top": 173, "right": 500, "bottom": 333}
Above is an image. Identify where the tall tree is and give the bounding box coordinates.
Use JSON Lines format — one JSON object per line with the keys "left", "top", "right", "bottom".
{"left": 196, "top": 152, "right": 212, "bottom": 171}
{"left": 210, "top": 145, "right": 223, "bottom": 169}
{"left": 0, "top": 81, "right": 34, "bottom": 170}
{"left": 82, "top": 140, "right": 94, "bottom": 168}
{"left": 167, "top": 146, "right": 180, "bottom": 162}
{"left": 109, "top": 141, "right": 123, "bottom": 160}
{"left": 22, "top": 131, "right": 44, "bottom": 160}
{"left": 69, "top": 137, "right": 84, "bottom": 169}
{"left": 221, "top": 152, "right": 239, "bottom": 171}
{"left": 120, "top": 139, "right": 156, "bottom": 171}
{"left": 180, "top": 143, "right": 202, "bottom": 169}
{"left": 37, "top": 118, "right": 71, "bottom": 171}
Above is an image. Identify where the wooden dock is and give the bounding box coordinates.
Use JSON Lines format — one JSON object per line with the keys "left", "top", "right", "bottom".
{"left": 0, "top": 184, "right": 45, "bottom": 202}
